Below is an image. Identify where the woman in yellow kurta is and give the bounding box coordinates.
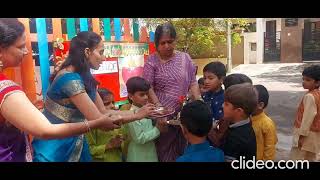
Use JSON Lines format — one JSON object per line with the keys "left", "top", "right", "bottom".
{"left": 86, "top": 88, "right": 124, "bottom": 162}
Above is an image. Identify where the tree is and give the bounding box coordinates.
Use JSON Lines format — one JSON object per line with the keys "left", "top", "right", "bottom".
{"left": 141, "top": 18, "right": 249, "bottom": 59}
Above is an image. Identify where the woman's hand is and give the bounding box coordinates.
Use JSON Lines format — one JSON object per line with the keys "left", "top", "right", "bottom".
{"left": 98, "top": 114, "right": 121, "bottom": 131}
{"left": 155, "top": 102, "right": 162, "bottom": 107}
{"left": 135, "top": 103, "right": 156, "bottom": 119}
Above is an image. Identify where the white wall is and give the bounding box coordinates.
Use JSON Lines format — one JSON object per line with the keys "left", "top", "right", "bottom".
{"left": 243, "top": 32, "right": 257, "bottom": 64}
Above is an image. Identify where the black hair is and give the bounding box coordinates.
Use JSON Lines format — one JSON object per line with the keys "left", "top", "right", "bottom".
{"left": 180, "top": 100, "right": 213, "bottom": 137}
{"left": 154, "top": 22, "right": 176, "bottom": 48}
{"left": 302, "top": 65, "right": 320, "bottom": 81}
{"left": 254, "top": 84, "right": 269, "bottom": 109}
{"left": 224, "top": 83, "right": 258, "bottom": 117}
{"left": 58, "top": 31, "right": 101, "bottom": 92}
{"left": 126, "top": 76, "right": 151, "bottom": 94}
{"left": 223, "top": 73, "right": 253, "bottom": 90}
{"left": 203, "top": 61, "right": 226, "bottom": 79}
{"left": 98, "top": 88, "right": 113, "bottom": 99}
{"left": 0, "top": 18, "right": 25, "bottom": 48}
{"left": 198, "top": 77, "right": 204, "bottom": 85}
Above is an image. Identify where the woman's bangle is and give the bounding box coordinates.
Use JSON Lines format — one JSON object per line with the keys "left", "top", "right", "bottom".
{"left": 83, "top": 120, "right": 91, "bottom": 132}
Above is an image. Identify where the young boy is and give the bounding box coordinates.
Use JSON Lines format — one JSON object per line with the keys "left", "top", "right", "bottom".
{"left": 251, "top": 85, "right": 278, "bottom": 160}
{"left": 207, "top": 73, "right": 253, "bottom": 148}
{"left": 202, "top": 61, "right": 226, "bottom": 122}
{"left": 86, "top": 88, "right": 124, "bottom": 162}
{"left": 176, "top": 100, "right": 224, "bottom": 162}
{"left": 223, "top": 73, "right": 253, "bottom": 90}
{"left": 290, "top": 65, "right": 320, "bottom": 161}
{"left": 125, "top": 76, "right": 164, "bottom": 162}
{"left": 221, "top": 83, "right": 257, "bottom": 161}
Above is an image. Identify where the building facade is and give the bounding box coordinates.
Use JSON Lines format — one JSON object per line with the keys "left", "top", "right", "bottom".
{"left": 243, "top": 18, "right": 320, "bottom": 64}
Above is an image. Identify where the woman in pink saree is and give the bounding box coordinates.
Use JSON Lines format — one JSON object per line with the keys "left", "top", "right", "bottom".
{"left": 143, "top": 23, "right": 201, "bottom": 162}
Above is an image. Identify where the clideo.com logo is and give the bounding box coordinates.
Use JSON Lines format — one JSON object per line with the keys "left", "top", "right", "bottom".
{"left": 231, "top": 156, "right": 309, "bottom": 170}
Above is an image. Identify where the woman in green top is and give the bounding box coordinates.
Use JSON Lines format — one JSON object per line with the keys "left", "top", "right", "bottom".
{"left": 86, "top": 88, "right": 124, "bottom": 162}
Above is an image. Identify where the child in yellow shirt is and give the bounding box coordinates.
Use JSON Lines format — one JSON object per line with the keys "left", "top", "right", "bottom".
{"left": 251, "top": 84, "right": 278, "bottom": 160}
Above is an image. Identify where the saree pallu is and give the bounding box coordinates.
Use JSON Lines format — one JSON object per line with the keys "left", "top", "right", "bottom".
{"left": 32, "top": 72, "right": 95, "bottom": 162}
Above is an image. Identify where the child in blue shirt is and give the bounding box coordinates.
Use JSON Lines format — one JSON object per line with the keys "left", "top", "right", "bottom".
{"left": 202, "top": 62, "right": 226, "bottom": 122}
{"left": 176, "top": 100, "right": 224, "bottom": 162}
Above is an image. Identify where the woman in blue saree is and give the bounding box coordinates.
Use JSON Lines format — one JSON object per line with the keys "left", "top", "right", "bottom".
{"left": 32, "top": 31, "right": 155, "bottom": 162}
{"left": 32, "top": 71, "right": 97, "bottom": 162}
{"left": 0, "top": 18, "right": 135, "bottom": 162}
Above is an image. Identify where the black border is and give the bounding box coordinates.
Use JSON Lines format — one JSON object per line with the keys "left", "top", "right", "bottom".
{"left": 0, "top": 162, "right": 318, "bottom": 178}
{"left": 1, "top": 0, "right": 319, "bottom": 179}
{"left": 1, "top": 0, "right": 319, "bottom": 17}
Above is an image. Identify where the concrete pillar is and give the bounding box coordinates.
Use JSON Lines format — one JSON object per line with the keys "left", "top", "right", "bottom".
{"left": 280, "top": 18, "right": 303, "bottom": 63}
{"left": 256, "top": 18, "right": 265, "bottom": 64}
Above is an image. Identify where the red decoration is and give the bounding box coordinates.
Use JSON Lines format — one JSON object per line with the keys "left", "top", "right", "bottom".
{"left": 53, "top": 38, "right": 70, "bottom": 64}
{"left": 149, "top": 42, "right": 156, "bottom": 54}
{"left": 178, "top": 96, "right": 186, "bottom": 104}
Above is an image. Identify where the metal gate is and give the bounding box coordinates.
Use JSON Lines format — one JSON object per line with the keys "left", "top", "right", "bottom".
{"left": 302, "top": 20, "right": 320, "bottom": 61}
{"left": 264, "top": 31, "right": 281, "bottom": 62}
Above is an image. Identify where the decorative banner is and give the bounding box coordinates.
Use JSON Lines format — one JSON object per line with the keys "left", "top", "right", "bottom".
{"left": 94, "top": 58, "right": 123, "bottom": 102}
{"left": 103, "top": 42, "right": 149, "bottom": 58}
{"left": 80, "top": 18, "right": 89, "bottom": 31}
{"left": 36, "top": 18, "right": 50, "bottom": 99}
{"left": 91, "top": 61, "right": 118, "bottom": 74}
{"left": 118, "top": 55, "right": 144, "bottom": 98}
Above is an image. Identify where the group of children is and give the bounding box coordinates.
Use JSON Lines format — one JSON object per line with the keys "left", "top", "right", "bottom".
{"left": 197, "top": 61, "right": 277, "bottom": 161}
{"left": 86, "top": 76, "right": 166, "bottom": 162}
{"left": 86, "top": 61, "right": 320, "bottom": 162}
